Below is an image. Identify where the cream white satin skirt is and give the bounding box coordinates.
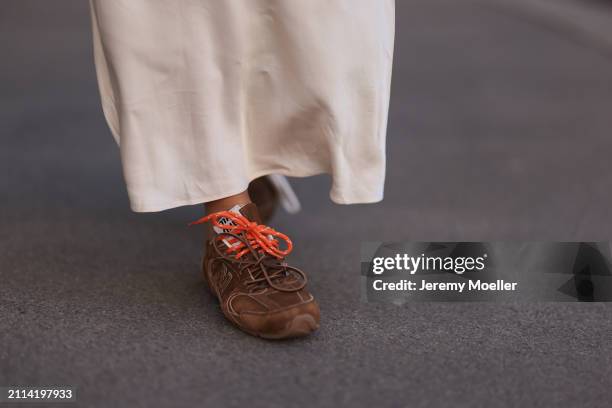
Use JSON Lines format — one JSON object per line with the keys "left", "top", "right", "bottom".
{"left": 90, "top": 0, "right": 394, "bottom": 212}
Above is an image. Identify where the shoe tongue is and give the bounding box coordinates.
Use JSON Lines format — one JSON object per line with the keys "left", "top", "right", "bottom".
{"left": 211, "top": 203, "right": 260, "bottom": 234}
{"left": 238, "top": 202, "right": 262, "bottom": 224}
{"left": 211, "top": 203, "right": 262, "bottom": 249}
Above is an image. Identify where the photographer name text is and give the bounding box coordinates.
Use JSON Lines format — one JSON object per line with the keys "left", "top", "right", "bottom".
{"left": 372, "top": 279, "right": 517, "bottom": 292}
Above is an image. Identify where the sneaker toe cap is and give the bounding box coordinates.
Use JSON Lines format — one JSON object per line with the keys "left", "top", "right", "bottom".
{"left": 236, "top": 299, "right": 320, "bottom": 339}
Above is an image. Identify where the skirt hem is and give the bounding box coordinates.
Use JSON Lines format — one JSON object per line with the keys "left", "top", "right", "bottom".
{"left": 128, "top": 168, "right": 383, "bottom": 213}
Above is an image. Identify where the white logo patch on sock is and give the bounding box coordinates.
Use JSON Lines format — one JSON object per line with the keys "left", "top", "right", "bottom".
{"left": 213, "top": 204, "right": 244, "bottom": 248}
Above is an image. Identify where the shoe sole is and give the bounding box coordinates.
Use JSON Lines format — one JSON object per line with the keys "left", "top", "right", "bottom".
{"left": 247, "top": 313, "right": 320, "bottom": 340}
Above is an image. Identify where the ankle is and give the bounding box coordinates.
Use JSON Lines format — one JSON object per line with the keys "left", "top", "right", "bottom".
{"left": 205, "top": 190, "right": 251, "bottom": 214}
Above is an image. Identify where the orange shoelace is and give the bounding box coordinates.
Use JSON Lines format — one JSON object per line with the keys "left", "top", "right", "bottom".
{"left": 189, "top": 211, "right": 293, "bottom": 259}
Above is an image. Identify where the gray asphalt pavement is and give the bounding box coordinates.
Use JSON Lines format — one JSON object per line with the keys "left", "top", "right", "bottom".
{"left": 2, "top": 1, "right": 612, "bottom": 407}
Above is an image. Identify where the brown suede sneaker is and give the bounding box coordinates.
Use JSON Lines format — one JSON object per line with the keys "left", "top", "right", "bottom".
{"left": 191, "top": 203, "right": 320, "bottom": 339}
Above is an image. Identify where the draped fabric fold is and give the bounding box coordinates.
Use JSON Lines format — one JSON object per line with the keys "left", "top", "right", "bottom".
{"left": 90, "top": 0, "right": 395, "bottom": 212}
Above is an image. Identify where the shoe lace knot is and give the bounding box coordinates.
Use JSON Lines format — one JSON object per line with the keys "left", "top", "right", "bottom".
{"left": 189, "top": 210, "right": 292, "bottom": 259}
